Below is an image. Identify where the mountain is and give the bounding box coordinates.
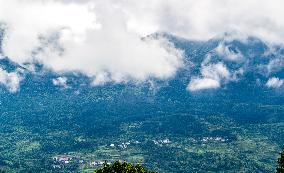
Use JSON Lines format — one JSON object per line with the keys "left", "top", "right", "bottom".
{"left": 0, "top": 34, "right": 282, "bottom": 172}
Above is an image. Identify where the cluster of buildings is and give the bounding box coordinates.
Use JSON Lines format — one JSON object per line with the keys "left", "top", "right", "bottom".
{"left": 90, "top": 160, "right": 111, "bottom": 167}
{"left": 51, "top": 155, "right": 109, "bottom": 169}
{"left": 153, "top": 138, "right": 172, "bottom": 146}
{"left": 50, "top": 136, "right": 227, "bottom": 170}
{"left": 188, "top": 136, "right": 227, "bottom": 143}
{"left": 109, "top": 139, "right": 172, "bottom": 148}
{"left": 201, "top": 137, "right": 226, "bottom": 142}
{"left": 53, "top": 155, "right": 73, "bottom": 164}
{"left": 118, "top": 142, "right": 131, "bottom": 149}
{"left": 110, "top": 140, "right": 141, "bottom": 149}
{"left": 52, "top": 155, "right": 73, "bottom": 169}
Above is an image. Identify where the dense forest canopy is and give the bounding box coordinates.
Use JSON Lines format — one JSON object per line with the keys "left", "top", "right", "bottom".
{"left": 94, "top": 161, "right": 156, "bottom": 173}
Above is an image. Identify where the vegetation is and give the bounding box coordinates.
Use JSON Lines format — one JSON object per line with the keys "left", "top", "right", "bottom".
{"left": 0, "top": 39, "right": 283, "bottom": 172}
{"left": 94, "top": 161, "right": 156, "bottom": 173}
{"left": 277, "top": 149, "right": 284, "bottom": 173}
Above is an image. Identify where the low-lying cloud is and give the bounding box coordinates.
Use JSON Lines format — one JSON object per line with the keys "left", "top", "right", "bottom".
{"left": 266, "top": 77, "right": 284, "bottom": 88}
{"left": 52, "top": 76, "right": 68, "bottom": 88}
{"left": 0, "top": 67, "right": 21, "bottom": 92}
{"left": 1, "top": 0, "right": 284, "bottom": 92}
{"left": 188, "top": 62, "right": 231, "bottom": 91}
{"left": 188, "top": 78, "right": 220, "bottom": 91}
{"left": 0, "top": 0, "right": 183, "bottom": 86}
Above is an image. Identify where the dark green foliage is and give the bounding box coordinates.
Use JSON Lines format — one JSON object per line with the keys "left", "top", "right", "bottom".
{"left": 277, "top": 149, "right": 284, "bottom": 173}
{"left": 0, "top": 36, "right": 283, "bottom": 173}
{"left": 94, "top": 161, "right": 156, "bottom": 173}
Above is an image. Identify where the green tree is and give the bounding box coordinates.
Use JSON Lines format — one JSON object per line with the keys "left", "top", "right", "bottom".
{"left": 94, "top": 161, "right": 156, "bottom": 173}
{"left": 277, "top": 148, "right": 284, "bottom": 173}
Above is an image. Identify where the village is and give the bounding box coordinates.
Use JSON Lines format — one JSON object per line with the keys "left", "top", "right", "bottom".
{"left": 51, "top": 155, "right": 111, "bottom": 170}
{"left": 50, "top": 136, "right": 228, "bottom": 170}
{"left": 50, "top": 138, "right": 171, "bottom": 170}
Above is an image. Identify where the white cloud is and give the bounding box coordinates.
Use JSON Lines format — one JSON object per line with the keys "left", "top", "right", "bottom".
{"left": 1, "top": 0, "right": 284, "bottom": 91}
{"left": 265, "top": 77, "right": 283, "bottom": 88}
{"left": 200, "top": 63, "right": 231, "bottom": 81}
{"left": 122, "top": 0, "right": 284, "bottom": 43}
{"left": 0, "top": 0, "right": 183, "bottom": 85}
{"left": 215, "top": 43, "right": 243, "bottom": 61}
{"left": 52, "top": 77, "right": 68, "bottom": 88}
{"left": 0, "top": 0, "right": 99, "bottom": 63}
{"left": 188, "top": 62, "right": 231, "bottom": 91}
{"left": 187, "top": 78, "right": 220, "bottom": 91}
{"left": 266, "top": 58, "right": 284, "bottom": 74}
{"left": 0, "top": 68, "right": 22, "bottom": 92}
{"left": 91, "top": 72, "right": 111, "bottom": 86}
